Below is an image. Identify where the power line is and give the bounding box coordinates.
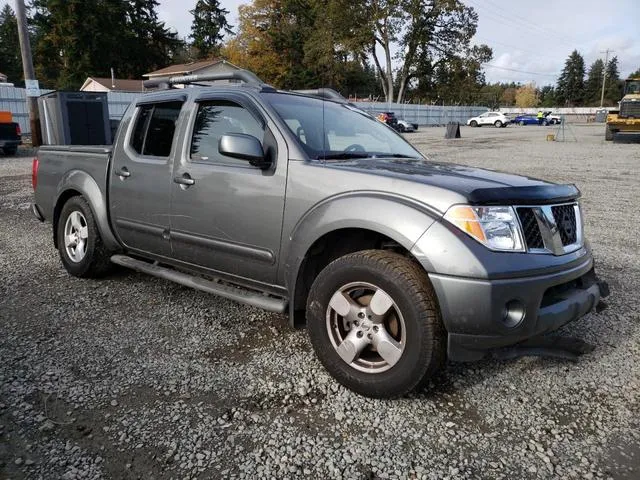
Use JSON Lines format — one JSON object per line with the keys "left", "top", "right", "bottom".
{"left": 465, "top": 0, "right": 578, "bottom": 51}
{"left": 482, "top": 63, "right": 559, "bottom": 77}
{"left": 479, "top": 0, "right": 578, "bottom": 46}
{"left": 474, "top": 36, "right": 555, "bottom": 62}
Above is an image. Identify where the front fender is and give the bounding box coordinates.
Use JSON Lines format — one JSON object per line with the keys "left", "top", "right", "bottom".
{"left": 55, "top": 170, "right": 119, "bottom": 250}
{"left": 284, "top": 192, "right": 439, "bottom": 322}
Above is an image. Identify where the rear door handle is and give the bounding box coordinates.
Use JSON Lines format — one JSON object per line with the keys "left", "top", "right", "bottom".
{"left": 174, "top": 173, "right": 195, "bottom": 186}
{"left": 115, "top": 166, "right": 130, "bottom": 178}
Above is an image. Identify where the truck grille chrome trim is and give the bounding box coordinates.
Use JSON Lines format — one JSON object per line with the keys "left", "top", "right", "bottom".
{"left": 516, "top": 203, "right": 582, "bottom": 255}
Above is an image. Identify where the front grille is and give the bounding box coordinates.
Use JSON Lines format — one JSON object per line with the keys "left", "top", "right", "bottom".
{"left": 552, "top": 205, "right": 577, "bottom": 245}
{"left": 619, "top": 101, "right": 640, "bottom": 118}
{"left": 517, "top": 208, "right": 544, "bottom": 249}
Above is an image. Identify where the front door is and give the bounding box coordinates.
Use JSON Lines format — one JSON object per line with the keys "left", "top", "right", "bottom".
{"left": 169, "top": 96, "right": 287, "bottom": 285}
{"left": 109, "top": 98, "right": 185, "bottom": 258}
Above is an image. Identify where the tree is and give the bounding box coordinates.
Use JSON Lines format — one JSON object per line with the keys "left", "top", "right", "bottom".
{"left": 604, "top": 56, "right": 623, "bottom": 104}
{"left": 500, "top": 87, "right": 517, "bottom": 106}
{"left": 515, "top": 83, "right": 538, "bottom": 107}
{"left": 584, "top": 59, "right": 604, "bottom": 106}
{"left": 31, "top": 0, "right": 184, "bottom": 89}
{"left": 0, "top": 5, "right": 23, "bottom": 85}
{"left": 426, "top": 44, "right": 492, "bottom": 105}
{"left": 190, "top": 0, "right": 233, "bottom": 59}
{"left": 224, "top": 0, "right": 380, "bottom": 95}
{"left": 630, "top": 68, "right": 640, "bottom": 78}
{"left": 538, "top": 85, "right": 556, "bottom": 107}
{"left": 556, "top": 50, "right": 585, "bottom": 106}
{"left": 223, "top": 0, "right": 310, "bottom": 88}
{"left": 364, "top": 0, "right": 490, "bottom": 103}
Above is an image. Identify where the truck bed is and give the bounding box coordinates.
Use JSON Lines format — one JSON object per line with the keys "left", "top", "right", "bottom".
{"left": 34, "top": 145, "right": 112, "bottom": 222}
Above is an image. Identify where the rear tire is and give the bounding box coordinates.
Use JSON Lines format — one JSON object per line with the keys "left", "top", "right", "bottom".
{"left": 57, "top": 196, "right": 113, "bottom": 278}
{"left": 494, "top": 120, "right": 503, "bottom": 128}
{"left": 306, "top": 250, "right": 446, "bottom": 398}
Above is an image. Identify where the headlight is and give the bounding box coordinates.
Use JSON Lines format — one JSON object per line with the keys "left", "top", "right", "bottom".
{"left": 444, "top": 205, "right": 525, "bottom": 252}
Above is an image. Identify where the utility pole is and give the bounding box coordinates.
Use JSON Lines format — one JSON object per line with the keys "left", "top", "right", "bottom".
{"left": 14, "top": 0, "right": 42, "bottom": 147}
{"left": 600, "top": 49, "right": 614, "bottom": 108}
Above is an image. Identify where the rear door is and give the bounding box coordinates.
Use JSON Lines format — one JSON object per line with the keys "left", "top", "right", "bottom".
{"left": 109, "top": 95, "right": 186, "bottom": 258}
{"left": 168, "top": 93, "right": 287, "bottom": 285}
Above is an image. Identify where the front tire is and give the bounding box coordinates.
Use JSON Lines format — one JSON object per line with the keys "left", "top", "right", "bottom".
{"left": 605, "top": 125, "right": 615, "bottom": 141}
{"left": 469, "top": 120, "right": 478, "bottom": 127}
{"left": 306, "top": 250, "right": 446, "bottom": 398}
{"left": 57, "top": 196, "right": 113, "bottom": 278}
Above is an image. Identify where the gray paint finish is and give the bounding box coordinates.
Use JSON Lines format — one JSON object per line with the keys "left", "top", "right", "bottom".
{"left": 33, "top": 83, "right": 605, "bottom": 362}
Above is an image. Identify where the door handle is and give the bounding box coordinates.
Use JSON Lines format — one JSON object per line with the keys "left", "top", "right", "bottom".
{"left": 115, "top": 166, "right": 130, "bottom": 178}
{"left": 174, "top": 173, "right": 195, "bottom": 186}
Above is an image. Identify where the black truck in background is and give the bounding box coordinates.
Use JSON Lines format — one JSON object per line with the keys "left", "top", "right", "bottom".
{"left": 0, "top": 115, "right": 22, "bottom": 155}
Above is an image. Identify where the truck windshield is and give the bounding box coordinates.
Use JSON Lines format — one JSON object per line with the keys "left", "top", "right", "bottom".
{"left": 625, "top": 81, "right": 640, "bottom": 94}
{"left": 264, "top": 93, "right": 422, "bottom": 160}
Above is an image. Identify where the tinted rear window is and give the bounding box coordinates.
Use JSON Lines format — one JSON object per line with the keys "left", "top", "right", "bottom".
{"left": 130, "top": 101, "right": 183, "bottom": 157}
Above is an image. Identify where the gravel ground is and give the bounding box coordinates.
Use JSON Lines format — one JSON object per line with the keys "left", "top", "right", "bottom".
{"left": 1, "top": 124, "right": 639, "bottom": 480}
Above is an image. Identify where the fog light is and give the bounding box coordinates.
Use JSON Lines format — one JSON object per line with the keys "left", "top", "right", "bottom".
{"left": 502, "top": 300, "right": 525, "bottom": 327}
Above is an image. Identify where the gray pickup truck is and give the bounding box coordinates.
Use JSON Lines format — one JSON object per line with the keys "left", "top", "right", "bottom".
{"left": 32, "top": 70, "right": 608, "bottom": 398}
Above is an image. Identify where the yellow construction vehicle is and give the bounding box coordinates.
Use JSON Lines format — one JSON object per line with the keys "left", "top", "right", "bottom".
{"left": 605, "top": 77, "right": 640, "bottom": 140}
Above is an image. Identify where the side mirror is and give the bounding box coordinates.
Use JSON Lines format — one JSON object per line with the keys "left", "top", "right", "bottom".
{"left": 219, "top": 133, "right": 270, "bottom": 169}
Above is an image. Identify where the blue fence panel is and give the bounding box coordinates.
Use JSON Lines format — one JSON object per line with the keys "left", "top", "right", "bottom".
{"left": 3, "top": 85, "right": 489, "bottom": 134}
{"left": 352, "top": 102, "right": 487, "bottom": 126}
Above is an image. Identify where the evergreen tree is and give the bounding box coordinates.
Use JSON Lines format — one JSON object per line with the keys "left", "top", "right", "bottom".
{"left": 538, "top": 85, "right": 556, "bottom": 107}
{"left": 31, "top": 0, "right": 184, "bottom": 89}
{"left": 604, "top": 56, "right": 623, "bottom": 104}
{"left": 556, "top": 50, "right": 585, "bottom": 106}
{"left": 190, "top": 0, "right": 233, "bottom": 59}
{"left": 630, "top": 68, "right": 640, "bottom": 78}
{"left": 584, "top": 59, "right": 604, "bottom": 106}
{"left": 0, "top": 5, "right": 23, "bottom": 85}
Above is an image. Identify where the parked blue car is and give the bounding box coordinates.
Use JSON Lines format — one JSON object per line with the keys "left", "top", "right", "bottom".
{"left": 512, "top": 115, "right": 547, "bottom": 126}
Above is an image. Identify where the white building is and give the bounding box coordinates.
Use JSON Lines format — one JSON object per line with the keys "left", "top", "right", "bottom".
{"left": 80, "top": 77, "right": 145, "bottom": 92}
{"left": 143, "top": 59, "right": 240, "bottom": 83}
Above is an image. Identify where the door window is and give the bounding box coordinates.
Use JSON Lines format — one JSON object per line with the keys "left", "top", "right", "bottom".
{"left": 130, "top": 101, "right": 183, "bottom": 157}
{"left": 190, "top": 100, "right": 264, "bottom": 164}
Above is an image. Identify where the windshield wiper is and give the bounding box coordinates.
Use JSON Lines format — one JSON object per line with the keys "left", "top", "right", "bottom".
{"left": 315, "top": 152, "right": 371, "bottom": 160}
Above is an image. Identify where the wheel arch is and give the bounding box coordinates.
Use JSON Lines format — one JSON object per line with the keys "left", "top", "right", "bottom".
{"left": 53, "top": 170, "right": 119, "bottom": 250}
{"left": 285, "top": 194, "right": 438, "bottom": 327}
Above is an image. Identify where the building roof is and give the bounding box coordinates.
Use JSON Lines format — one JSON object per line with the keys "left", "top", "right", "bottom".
{"left": 81, "top": 77, "right": 145, "bottom": 92}
{"left": 143, "top": 59, "right": 238, "bottom": 78}
{"left": 0, "top": 72, "right": 7, "bottom": 81}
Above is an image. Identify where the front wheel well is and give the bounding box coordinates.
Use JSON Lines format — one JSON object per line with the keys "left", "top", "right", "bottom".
{"left": 292, "top": 228, "right": 419, "bottom": 327}
{"left": 52, "top": 189, "right": 82, "bottom": 248}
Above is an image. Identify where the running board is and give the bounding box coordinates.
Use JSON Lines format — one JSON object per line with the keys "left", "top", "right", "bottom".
{"left": 110, "top": 254, "right": 287, "bottom": 313}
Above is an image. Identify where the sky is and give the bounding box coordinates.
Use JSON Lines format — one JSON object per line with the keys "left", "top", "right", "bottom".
{"left": 3, "top": 0, "right": 639, "bottom": 86}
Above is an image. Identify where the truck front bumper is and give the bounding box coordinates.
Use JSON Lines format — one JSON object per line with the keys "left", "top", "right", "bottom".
{"left": 429, "top": 257, "right": 609, "bottom": 361}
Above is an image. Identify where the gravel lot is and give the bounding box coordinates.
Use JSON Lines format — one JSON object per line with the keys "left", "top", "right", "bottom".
{"left": 1, "top": 124, "right": 639, "bottom": 479}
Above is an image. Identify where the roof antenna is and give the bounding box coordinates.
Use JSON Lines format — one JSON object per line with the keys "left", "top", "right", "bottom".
{"left": 110, "top": 67, "right": 115, "bottom": 89}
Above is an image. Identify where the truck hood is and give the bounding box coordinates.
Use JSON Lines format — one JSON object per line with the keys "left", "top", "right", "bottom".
{"left": 323, "top": 158, "right": 580, "bottom": 205}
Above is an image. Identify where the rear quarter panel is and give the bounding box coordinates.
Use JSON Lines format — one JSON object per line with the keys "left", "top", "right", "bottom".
{"left": 35, "top": 146, "right": 119, "bottom": 249}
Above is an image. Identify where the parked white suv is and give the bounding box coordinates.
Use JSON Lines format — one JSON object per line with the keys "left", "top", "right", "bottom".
{"left": 467, "top": 112, "right": 510, "bottom": 128}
